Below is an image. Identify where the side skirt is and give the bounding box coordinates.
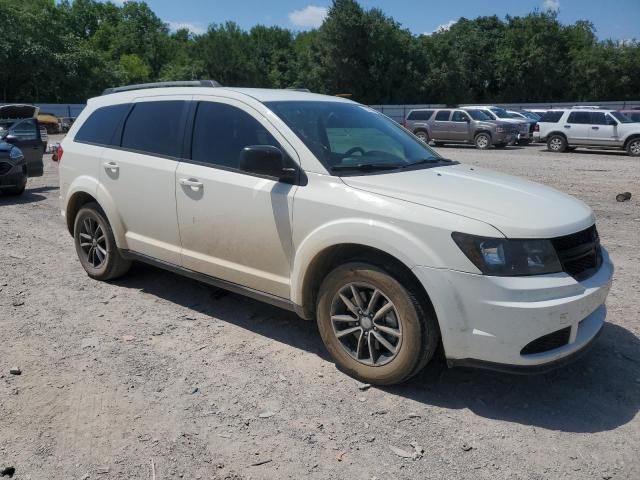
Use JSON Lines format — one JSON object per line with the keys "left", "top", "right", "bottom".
{"left": 121, "top": 250, "right": 306, "bottom": 317}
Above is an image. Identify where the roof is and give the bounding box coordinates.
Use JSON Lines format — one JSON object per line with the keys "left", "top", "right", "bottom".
{"left": 89, "top": 86, "right": 354, "bottom": 107}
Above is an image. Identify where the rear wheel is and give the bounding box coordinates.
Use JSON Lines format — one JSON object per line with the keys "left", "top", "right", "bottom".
{"left": 414, "top": 130, "right": 429, "bottom": 143}
{"left": 316, "top": 262, "right": 439, "bottom": 385}
{"left": 474, "top": 133, "right": 491, "bottom": 150}
{"left": 74, "top": 202, "right": 131, "bottom": 281}
{"left": 547, "top": 134, "right": 567, "bottom": 152}
{"left": 627, "top": 138, "right": 640, "bottom": 157}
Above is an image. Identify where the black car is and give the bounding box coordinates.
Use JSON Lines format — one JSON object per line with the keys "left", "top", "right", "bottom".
{"left": 0, "top": 141, "right": 27, "bottom": 196}
{"left": 0, "top": 104, "right": 44, "bottom": 177}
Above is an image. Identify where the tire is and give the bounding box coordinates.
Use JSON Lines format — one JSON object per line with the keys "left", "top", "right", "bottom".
{"left": 494, "top": 143, "right": 507, "bottom": 149}
{"left": 73, "top": 202, "right": 131, "bottom": 281}
{"left": 414, "top": 130, "right": 429, "bottom": 143}
{"left": 316, "top": 262, "right": 439, "bottom": 385}
{"left": 474, "top": 132, "right": 491, "bottom": 150}
{"left": 1, "top": 183, "right": 26, "bottom": 196}
{"left": 547, "top": 134, "right": 568, "bottom": 152}
{"left": 626, "top": 138, "right": 640, "bottom": 157}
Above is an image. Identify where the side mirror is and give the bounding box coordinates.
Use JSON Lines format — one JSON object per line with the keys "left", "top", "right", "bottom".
{"left": 239, "top": 145, "right": 296, "bottom": 181}
{"left": 4, "top": 134, "right": 18, "bottom": 144}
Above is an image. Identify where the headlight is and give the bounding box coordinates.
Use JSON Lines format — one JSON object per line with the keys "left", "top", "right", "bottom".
{"left": 452, "top": 232, "right": 562, "bottom": 276}
{"left": 9, "top": 147, "right": 23, "bottom": 160}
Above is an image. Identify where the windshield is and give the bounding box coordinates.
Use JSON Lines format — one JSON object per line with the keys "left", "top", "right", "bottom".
{"left": 507, "top": 112, "right": 524, "bottom": 119}
{"left": 265, "top": 101, "right": 443, "bottom": 174}
{"left": 611, "top": 111, "right": 634, "bottom": 123}
{"left": 466, "top": 109, "right": 491, "bottom": 121}
{"left": 490, "top": 108, "right": 511, "bottom": 119}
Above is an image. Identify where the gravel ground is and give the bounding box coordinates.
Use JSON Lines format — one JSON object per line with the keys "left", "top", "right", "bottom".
{"left": 1, "top": 138, "right": 639, "bottom": 480}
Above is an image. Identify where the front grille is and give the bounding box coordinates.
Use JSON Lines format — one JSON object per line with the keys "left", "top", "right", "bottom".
{"left": 0, "top": 162, "right": 12, "bottom": 175}
{"left": 521, "top": 327, "right": 571, "bottom": 355}
{"left": 551, "top": 225, "right": 602, "bottom": 281}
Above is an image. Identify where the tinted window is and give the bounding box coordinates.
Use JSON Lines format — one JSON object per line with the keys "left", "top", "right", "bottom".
{"left": 590, "top": 112, "right": 608, "bottom": 125}
{"left": 540, "top": 111, "right": 564, "bottom": 123}
{"left": 466, "top": 109, "right": 491, "bottom": 121}
{"left": 191, "top": 102, "right": 279, "bottom": 169}
{"left": 407, "top": 110, "right": 433, "bottom": 121}
{"left": 567, "top": 112, "right": 591, "bottom": 124}
{"left": 630, "top": 113, "right": 640, "bottom": 122}
{"left": 435, "top": 110, "right": 451, "bottom": 121}
{"left": 121, "top": 101, "right": 187, "bottom": 157}
{"left": 10, "top": 119, "right": 38, "bottom": 140}
{"left": 75, "top": 104, "right": 130, "bottom": 146}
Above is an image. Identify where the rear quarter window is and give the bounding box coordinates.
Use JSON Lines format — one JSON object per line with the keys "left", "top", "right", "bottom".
{"left": 539, "top": 111, "right": 565, "bottom": 123}
{"left": 75, "top": 104, "right": 130, "bottom": 146}
{"left": 407, "top": 110, "right": 433, "bottom": 121}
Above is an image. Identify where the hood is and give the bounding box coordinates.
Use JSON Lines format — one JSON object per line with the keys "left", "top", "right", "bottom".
{"left": 340, "top": 164, "right": 594, "bottom": 238}
{"left": 0, "top": 104, "right": 39, "bottom": 120}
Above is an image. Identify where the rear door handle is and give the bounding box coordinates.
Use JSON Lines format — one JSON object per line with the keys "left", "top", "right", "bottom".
{"left": 592, "top": 126, "right": 599, "bottom": 130}
{"left": 103, "top": 161, "right": 119, "bottom": 172}
{"left": 564, "top": 125, "right": 571, "bottom": 128}
{"left": 179, "top": 178, "right": 203, "bottom": 190}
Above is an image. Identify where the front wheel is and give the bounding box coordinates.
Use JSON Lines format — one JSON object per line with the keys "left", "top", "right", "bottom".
{"left": 627, "top": 138, "right": 640, "bottom": 157}
{"left": 74, "top": 202, "right": 131, "bottom": 281}
{"left": 547, "top": 134, "right": 568, "bottom": 152}
{"left": 474, "top": 133, "right": 491, "bottom": 150}
{"left": 316, "top": 263, "right": 439, "bottom": 385}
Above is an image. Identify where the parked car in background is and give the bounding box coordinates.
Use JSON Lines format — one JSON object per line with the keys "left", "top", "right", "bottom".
{"left": 405, "top": 108, "right": 516, "bottom": 149}
{"left": 461, "top": 106, "right": 531, "bottom": 144}
{"left": 619, "top": 110, "right": 640, "bottom": 122}
{"left": 538, "top": 109, "right": 640, "bottom": 156}
{"left": 37, "top": 112, "right": 61, "bottom": 134}
{"left": 507, "top": 110, "right": 541, "bottom": 121}
{"left": 59, "top": 81, "right": 613, "bottom": 384}
{"left": 0, "top": 141, "right": 27, "bottom": 196}
{"left": 0, "top": 104, "right": 44, "bottom": 176}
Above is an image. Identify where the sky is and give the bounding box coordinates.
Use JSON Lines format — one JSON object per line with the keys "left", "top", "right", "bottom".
{"left": 131, "top": 0, "right": 640, "bottom": 41}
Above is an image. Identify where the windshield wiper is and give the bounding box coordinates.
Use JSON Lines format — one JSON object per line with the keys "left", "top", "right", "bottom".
{"left": 330, "top": 163, "right": 402, "bottom": 172}
{"left": 401, "top": 158, "right": 457, "bottom": 168}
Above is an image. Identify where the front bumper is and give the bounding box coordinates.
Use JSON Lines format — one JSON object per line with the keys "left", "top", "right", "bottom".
{"left": 413, "top": 248, "right": 613, "bottom": 371}
{"left": 0, "top": 162, "right": 27, "bottom": 189}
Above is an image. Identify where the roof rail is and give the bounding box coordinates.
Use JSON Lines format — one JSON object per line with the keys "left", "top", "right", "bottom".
{"left": 101, "top": 80, "right": 221, "bottom": 96}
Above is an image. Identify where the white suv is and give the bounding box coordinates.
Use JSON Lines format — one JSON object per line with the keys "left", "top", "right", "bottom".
{"left": 57, "top": 81, "right": 613, "bottom": 384}
{"left": 539, "top": 108, "right": 640, "bottom": 156}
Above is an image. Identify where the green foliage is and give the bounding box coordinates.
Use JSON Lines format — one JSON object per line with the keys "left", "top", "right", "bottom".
{"left": 0, "top": 0, "right": 638, "bottom": 103}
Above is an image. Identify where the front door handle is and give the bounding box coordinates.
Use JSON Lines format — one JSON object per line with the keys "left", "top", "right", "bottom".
{"left": 179, "top": 178, "right": 203, "bottom": 190}
{"left": 103, "top": 161, "right": 119, "bottom": 172}
{"left": 592, "top": 126, "right": 599, "bottom": 130}
{"left": 564, "top": 125, "right": 571, "bottom": 128}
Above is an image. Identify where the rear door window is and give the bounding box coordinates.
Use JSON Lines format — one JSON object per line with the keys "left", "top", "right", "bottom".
{"left": 121, "top": 101, "right": 188, "bottom": 158}
{"left": 75, "top": 104, "right": 130, "bottom": 146}
{"left": 435, "top": 110, "right": 451, "bottom": 121}
{"left": 567, "top": 112, "right": 591, "bottom": 124}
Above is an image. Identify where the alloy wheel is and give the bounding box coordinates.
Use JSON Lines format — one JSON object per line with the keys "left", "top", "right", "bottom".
{"left": 549, "top": 137, "right": 563, "bottom": 151}
{"left": 330, "top": 282, "right": 402, "bottom": 366}
{"left": 78, "top": 216, "right": 108, "bottom": 268}
{"left": 629, "top": 140, "right": 640, "bottom": 156}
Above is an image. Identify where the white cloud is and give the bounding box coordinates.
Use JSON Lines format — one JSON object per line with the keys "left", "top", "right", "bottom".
{"left": 166, "top": 21, "right": 206, "bottom": 35}
{"left": 543, "top": 0, "right": 560, "bottom": 12}
{"left": 429, "top": 19, "right": 458, "bottom": 34}
{"left": 288, "top": 5, "right": 328, "bottom": 29}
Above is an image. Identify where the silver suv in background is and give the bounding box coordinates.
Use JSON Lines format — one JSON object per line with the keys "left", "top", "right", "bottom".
{"left": 462, "top": 106, "right": 532, "bottom": 145}
{"left": 404, "top": 108, "right": 517, "bottom": 149}
{"left": 538, "top": 109, "right": 640, "bottom": 157}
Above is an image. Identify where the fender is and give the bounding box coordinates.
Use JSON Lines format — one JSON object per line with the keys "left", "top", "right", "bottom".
{"left": 65, "top": 175, "right": 128, "bottom": 250}
{"left": 290, "top": 218, "right": 444, "bottom": 307}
